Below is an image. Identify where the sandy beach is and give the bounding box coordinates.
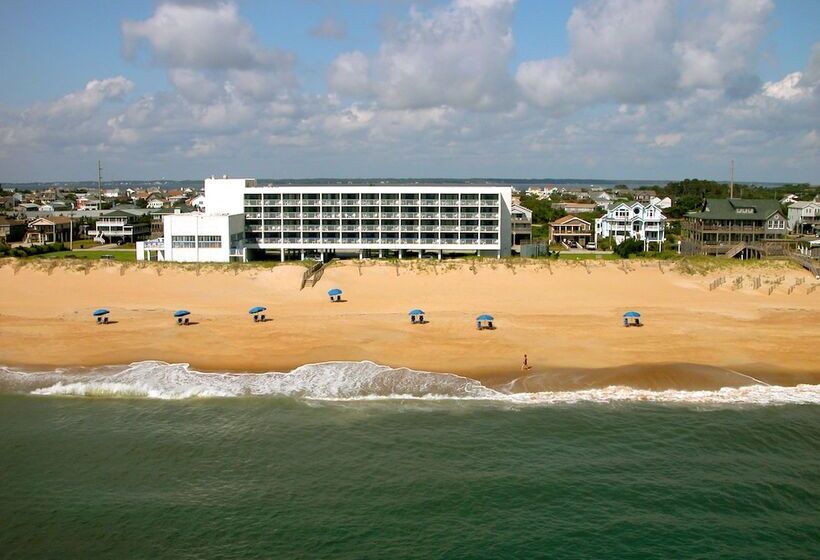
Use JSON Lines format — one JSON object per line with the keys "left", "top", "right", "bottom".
{"left": 0, "top": 257, "right": 818, "bottom": 390}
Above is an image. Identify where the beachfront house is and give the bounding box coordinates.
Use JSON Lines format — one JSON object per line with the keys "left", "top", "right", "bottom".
{"left": 0, "top": 217, "right": 26, "bottom": 242}
{"left": 549, "top": 215, "right": 593, "bottom": 248}
{"left": 786, "top": 200, "right": 820, "bottom": 234}
{"left": 595, "top": 202, "right": 666, "bottom": 250}
{"left": 681, "top": 198, "right": 788, "bottom": 257}
{"left": 511, "top": 203, "right": 532, "bottom": 248}
{"left": 87, "top": 209, "right": 150, "bottom": 244}
{"left": 24, "top": 216, "right": 75, "bottom": 244}
{"left": 138, "top": 177, "right": 514, "bottom": 262}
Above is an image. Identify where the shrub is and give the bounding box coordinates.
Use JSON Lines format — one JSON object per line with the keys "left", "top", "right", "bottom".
{"left": 614, "top": 238, "right": 645, "bottom": 258}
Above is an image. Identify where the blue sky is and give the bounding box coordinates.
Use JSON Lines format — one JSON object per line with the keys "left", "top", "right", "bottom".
{"left": 0, "top": 0, "right": 817, "bottom": 182}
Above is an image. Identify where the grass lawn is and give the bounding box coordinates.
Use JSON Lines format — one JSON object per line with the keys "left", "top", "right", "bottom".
{"left": 36, "top": 250, "right": 136, "bottom": 262}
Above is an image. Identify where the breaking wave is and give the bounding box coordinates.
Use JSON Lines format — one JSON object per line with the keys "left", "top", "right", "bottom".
{"left": 0, "top": 361, "right": 818, "bottom": 405}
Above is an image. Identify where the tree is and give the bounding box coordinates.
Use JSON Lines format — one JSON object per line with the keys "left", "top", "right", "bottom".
{"left": 518, "top": 194, "right": 566, "bottom": 224}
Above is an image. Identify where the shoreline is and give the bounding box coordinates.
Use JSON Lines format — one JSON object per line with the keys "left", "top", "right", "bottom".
{"left": 1, "top": 258, "right": 818, "bottom": 391}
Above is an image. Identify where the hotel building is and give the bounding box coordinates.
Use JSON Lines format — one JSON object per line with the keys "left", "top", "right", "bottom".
{"left": 139, "top": 177, "right": 513, "bottom": 262}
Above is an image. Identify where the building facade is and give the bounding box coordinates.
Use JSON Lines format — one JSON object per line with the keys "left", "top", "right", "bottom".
{"left": 595, "top": 202, "right": 666, "bottom": 249}
{"left": 510, "top": 203, "right": 532, "bottom": 247}
{"left": 138, "top": 213, "right": 245, "bottom": 262}
{"left": 786, "top": 200, "right": 820, "bottom": 234}
{"left": 88, "top": 210, "right": 150, "bottom": 243}
{"left": 24, "top": 216, "right": 75, "bottom": 244}
{"left": 138, "top": 178, "right": 514, "bottom": 262}
{"left": 550, "top": 215, "right": 593, "bottom": 247}
{"left": 681, "top": 198, "right": 788, "bottom": 256}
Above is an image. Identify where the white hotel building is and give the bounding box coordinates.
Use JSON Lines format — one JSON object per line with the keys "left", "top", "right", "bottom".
{"left": 138, "top": 177, "right": 513, "bottom": 262}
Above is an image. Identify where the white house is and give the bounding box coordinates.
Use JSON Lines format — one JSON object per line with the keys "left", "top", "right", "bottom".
{"left": 187, "top": 193, "right": 206, "bottom": 212}
{"left": 786, "top": 200, "right": 820, "bottom": 234}
{"left": 595, "top": 202, "right": 666, "bottom": 249}
{"left": 146, "top": 199, "right": 165, "bottom": 209}
{"left": 649, "top": 196, "right": 672, "bottom": 209}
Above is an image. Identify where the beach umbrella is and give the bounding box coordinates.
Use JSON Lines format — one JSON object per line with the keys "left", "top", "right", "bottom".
{"left": 476, "top": 314, "right": 494, "bottom": 321}
{"left": 174, "top": 310, "right": 191, "bottom": 318}
{"left": 623, "top": 311, "right": 641, "bottom": 318}
{"left": 249, "top": 306, "right": 266, "bottom": 314}
{"left": 92, "top": 309, "right": 110, "bottom": 317}
{"left": 328, "top": 288, "right": 343, "bottom": 296}
{"left": 408, "top": 309, "right": 425, "bottom": 316}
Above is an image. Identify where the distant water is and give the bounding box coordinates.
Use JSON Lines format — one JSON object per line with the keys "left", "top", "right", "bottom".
{"left": 1, "top": 362, "right": 819, "bottom": 559}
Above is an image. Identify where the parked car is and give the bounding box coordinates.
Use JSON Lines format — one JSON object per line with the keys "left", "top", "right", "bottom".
{"left": 585, "top": 242, "right": 596, "bottom": 250}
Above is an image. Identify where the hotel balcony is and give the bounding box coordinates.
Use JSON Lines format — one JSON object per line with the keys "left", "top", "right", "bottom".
{"left": 263, "top": 213, "right": 282, "bottom": 219}
{"left": 401, "top": 212, "right": 420, "bottom": 219}
{"left": 245, "top": 212, "right": 262, "bottom": 219}
{"left": 420, "top": 212, "right": 439, "bottom": 219}
{"left": 420, "top": 200, "right": 439, "bottom": 206}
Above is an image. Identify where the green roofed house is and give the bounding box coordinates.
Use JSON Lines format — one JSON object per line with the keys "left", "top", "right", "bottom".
{"left": 681, "top": 198, "right": 788, "bottom": 258}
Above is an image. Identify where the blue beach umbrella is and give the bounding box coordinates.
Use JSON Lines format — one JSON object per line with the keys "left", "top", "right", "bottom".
{"left": 92, "top": 309, "right": 109, "bottom": 317}
{"left": 249, "top": 306, "right": 266, "bottom": 314}
{"left": 476, "top": 314, "right": 494, "bottom": 321}
{"left": 328, "top": 288, "right": 343, "bottom": 296}
{"left": 408, "top": 309, "right": 425, "bottom": 316}
{"left": 623, "top": 311, "right": 641, "bottom": 318}
{"left": 174, "top": 310, "right": 191, "bottom": 318}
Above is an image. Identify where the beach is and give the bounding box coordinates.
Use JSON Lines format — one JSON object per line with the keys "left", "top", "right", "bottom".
{"left": 1, "top": 257, "right": 817, "bottom": 390}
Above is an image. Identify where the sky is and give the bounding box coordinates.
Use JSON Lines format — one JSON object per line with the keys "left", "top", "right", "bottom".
{"left": 0, "top": 0, "right": 818, "bottom": 183}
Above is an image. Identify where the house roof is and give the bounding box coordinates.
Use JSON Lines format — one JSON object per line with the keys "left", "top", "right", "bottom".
{"left": 687, "top": 198, "right": 783, "bottom": 221}
{"left": 551, "top": 214, "right": 591, "bottom": 226}
{"left": 787, "top": 201, "right": 820, "bottom": 209}
{"left": 100, "top": 209, "right": 138, "bottom": 218}
{"left": 29, "top": 216, "right": 72, "bottom": 226}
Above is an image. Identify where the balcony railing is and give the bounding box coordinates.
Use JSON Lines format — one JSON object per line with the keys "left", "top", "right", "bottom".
{"left": 245, "top": 212, "right": 262, "bottom": 219}
{"left": 263, "top": 213, "right": 281, "bottom": 219}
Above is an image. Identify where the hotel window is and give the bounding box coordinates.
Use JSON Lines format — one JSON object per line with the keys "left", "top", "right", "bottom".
{"left": 198, "top": 235, "right": 222, "bottom": 248}
{"left": 172, "top": 235, "right": 196, "bottom": 248}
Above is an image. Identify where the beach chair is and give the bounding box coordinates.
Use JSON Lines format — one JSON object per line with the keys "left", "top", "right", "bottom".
{"left": 103, "top": 317, "right": 109, "bottom": 324}
{"left": 97, "top": 317, "right": 102, "bottom": 324}
{"left": 477, "top": 321, "right": 482, "bottom": 330}
{"left": 260, "top": 314, "right": 265, "bottom": 322}
{"left": 253, "top": 315, "right": 258, "bottom": 322}
{"left": 184, "top": 317, "right": 190, "bottom": 325}
{"left": 177, "top": 318, "right": 183, "bottom": 325}
{"left": 624, "top": 318, "right": 628, "bottom": 327}
{"left": 411, "top": 316, "right": 416, "bottom": 324}
{"left": 419, "top": 316, "right": 424, "bottom": 324}
{"left": 488, "top": 321, "right": 494, "bottom": 329}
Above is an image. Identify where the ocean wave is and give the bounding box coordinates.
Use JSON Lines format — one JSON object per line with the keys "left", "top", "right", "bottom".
{"left": 0, "top": 361, "right": 818, "bottom": 405}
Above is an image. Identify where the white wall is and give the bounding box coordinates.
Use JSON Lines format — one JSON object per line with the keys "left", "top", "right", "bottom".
{"left": 159, "top": 213, "right": 244, "bottom": 262}
{"left": 205, "top": 178, "right": 255, "bottom": 215}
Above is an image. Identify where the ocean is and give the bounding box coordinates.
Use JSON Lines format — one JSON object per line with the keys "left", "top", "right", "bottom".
{"left": 1, "top": 361, "right": 819, "bottom": 559}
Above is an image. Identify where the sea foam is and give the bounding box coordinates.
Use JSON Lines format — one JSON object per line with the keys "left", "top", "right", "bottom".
{"left": 0, "top": 361, "right": 818, "bottom": 405}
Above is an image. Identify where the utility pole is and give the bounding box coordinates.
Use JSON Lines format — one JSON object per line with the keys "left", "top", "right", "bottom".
{"left": 97, "top": 160, "right": 103, "bottom": 209}
{"left": 729, "top": 159, "right": 734, "bottom": 199}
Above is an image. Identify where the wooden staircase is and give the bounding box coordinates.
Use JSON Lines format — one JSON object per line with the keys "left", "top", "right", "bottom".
{"left": 300, "top": 260, "right": 326, "bottom": 289}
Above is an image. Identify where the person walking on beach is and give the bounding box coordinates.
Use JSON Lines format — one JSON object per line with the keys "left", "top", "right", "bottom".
{"left": 522, "top": 354, "right": 530, "bottom": 371}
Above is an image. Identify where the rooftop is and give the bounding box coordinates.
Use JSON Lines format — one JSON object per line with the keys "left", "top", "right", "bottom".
{"left": 687, "top": 198, "right": 782, "bottom": 221}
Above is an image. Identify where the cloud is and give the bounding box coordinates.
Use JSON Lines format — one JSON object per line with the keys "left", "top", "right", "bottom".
{"left": 310, "top": 17, "right": 347, "bottom": 40}
{"left": 122, "top": 1, "right": 296, "bottom": 101}
{"left": 1, "top": 0, "right": 817, "bottom": 183}
{"left": 653, "top": 133, "right": 682, "bottom": 148}
{"left": 329, "top": 0, "right": 516, "bottom": 110}
{"left": 516, "top": 0, "right": 773, "bottom": 111}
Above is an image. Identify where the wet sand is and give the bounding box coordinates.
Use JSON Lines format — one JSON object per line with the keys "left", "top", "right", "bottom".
{"left": 0, "top": 258, "right": 818, "bottom": 390}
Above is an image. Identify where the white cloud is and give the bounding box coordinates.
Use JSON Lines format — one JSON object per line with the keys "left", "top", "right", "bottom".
{"left": 653, "top": 133, "right": 682, "bottom": 148}
{"left": 516, "top": 0, "right": 773, "bottom": 111}
{"left": 328, "top": 0, "right": 516, "bottom": 110}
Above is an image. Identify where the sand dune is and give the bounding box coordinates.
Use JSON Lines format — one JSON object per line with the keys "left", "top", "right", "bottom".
{"left": 0, "top": 258, "right": 817, "bottom": 390}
